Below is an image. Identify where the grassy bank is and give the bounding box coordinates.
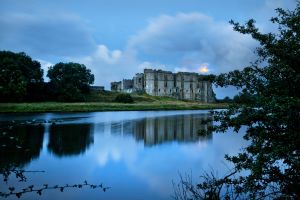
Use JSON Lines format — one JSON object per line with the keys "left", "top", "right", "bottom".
{"left": 0, "top": 102, "right": 228, "bottom": 113}
{"left": 0, "top": 91, "right": 228, "bottom": 113}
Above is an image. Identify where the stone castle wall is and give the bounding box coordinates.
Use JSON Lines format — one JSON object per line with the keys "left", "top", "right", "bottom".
{"left": 111, "top": 69, "right": 215, "bottom": 102}
{"left": 133, "top": 73, "right": 144, "bottom": 92}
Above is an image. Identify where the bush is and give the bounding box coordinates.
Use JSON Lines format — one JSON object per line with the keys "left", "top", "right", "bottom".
{"left": 114, "top": 93, "right": 134, "bottom": 103}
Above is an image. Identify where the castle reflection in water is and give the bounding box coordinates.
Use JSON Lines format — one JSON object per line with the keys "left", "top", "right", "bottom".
{"left": 110, "top": 113, "right": 213, "bottom": 146}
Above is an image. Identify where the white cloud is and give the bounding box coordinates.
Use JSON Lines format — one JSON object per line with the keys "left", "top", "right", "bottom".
{"left": 174, "top": 67, "right": 193, "bottom": 73}
{"left": 128, "top": 12, "right": 258, "bottom": 73}
{"left": 174, "top": 63, "right": 209, "bottom": 74}
{"left": 68, "top": 12, "right": 259, "bottom": 90}
{"left": 72, "top": 45, "right": 140, "bottom": 89}
{"left": 94, "top": 45, "right": 122, "bottom": 64}
{"left": 137, "top": 61, "right": 168, "bottom": 71}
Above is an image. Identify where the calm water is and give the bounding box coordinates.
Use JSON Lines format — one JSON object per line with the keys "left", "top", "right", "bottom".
{"left": 0, "top": 110, "right": 246, "bottom": 200}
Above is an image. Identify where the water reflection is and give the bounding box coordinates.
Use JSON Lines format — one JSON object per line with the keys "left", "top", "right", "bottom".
{"left": 0, "top": 124, "right": 44, "bottom": 168}
{"left": 0, "top": 113, "right": 212, "bottom": 166}
{"left": 111, "top": 113, "right": 213, "bottom": 146}
{"left": 0, "top": 111, "right": 228, "bottom": 200}
{"left": 47, "top": 123, "right": 94, "bottom": 157}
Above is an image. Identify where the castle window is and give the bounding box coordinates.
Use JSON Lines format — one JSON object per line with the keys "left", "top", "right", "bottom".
{"left": 174, "top": 82, "right": 176, "bottom": 87}
{"left": 138, "top": 78, "right": 141, "bottom": 83}
{"left": 165, "top": 82, "right": 167, "bottom": 87}
{"left": 170, "top": 89, "right": 171, "bottom": 93}
{"left": 159, "top": 89, "right": 160, "bottom": 92}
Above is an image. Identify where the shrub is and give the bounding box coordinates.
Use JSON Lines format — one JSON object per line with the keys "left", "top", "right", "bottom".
{"left": 114, "top": 93, "right": 134, "bottom": 103}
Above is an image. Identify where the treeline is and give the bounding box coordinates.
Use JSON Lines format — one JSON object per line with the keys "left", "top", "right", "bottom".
{"left": 217, "top": 93, "right": 255, "bottom": 104}
{"left": 0, "top": 51, "right": 94, "bottom": 102}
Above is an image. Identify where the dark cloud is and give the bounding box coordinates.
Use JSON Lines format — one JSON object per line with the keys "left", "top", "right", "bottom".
{"left": 0, "top": 13, "right": 97, "bottom": 57}
{"left": 128, "top": 13, "right": 259, "bottom": 74}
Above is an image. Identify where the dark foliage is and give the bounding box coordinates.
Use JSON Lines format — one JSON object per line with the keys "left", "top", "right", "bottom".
{"left": 232, "top": 92, "right": 257, "bottom": 104}
{"left": 216, "top": 96, "right": 233, "bottom": 103}
{"left": 0, "top": 51, "right": 43, "bottom": 102}
{"left": 201, "top": 74, "right": 216, "bottom": 82}
{"left": 114, "top": 93, "right": 134, "bottom": 103}
{"left": 47, "top": 62, "right": 94, "bottom": 102}
{"left": 175, "top": 4, "right": 300, "bottom": 199}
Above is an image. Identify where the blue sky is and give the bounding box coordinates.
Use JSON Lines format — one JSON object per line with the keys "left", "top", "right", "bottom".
{"left": 0, "top": 0, "right": 296, "bottom": 97}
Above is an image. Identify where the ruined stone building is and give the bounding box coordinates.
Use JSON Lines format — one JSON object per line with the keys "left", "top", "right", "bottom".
{"left": 111, "top": 69, "right": 215, "bottom": 102}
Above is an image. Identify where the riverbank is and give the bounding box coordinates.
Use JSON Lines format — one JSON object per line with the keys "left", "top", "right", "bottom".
{"left": 0, "top": 102, "right": 228, "bottom": 113}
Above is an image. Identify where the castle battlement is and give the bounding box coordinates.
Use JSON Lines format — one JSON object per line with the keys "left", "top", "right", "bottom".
{"left": 144, "top": 69, "right": 173, "bottom": 74}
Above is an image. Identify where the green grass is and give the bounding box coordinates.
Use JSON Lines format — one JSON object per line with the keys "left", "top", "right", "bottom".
{"left": 85, "top": 91, "right": 178, "bottom": 102}
{"left": 0, "top": 91, "right": 229, "bottom": 113}
{"left": 0, "top": 102, "right": 228, "bottom": 113}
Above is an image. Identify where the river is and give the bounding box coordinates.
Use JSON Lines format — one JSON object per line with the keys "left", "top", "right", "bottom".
{"left": 0, "top": 110, "right": 247, "bottom": 200}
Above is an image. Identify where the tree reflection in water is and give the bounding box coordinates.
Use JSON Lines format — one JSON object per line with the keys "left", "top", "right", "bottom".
{"left": 0, "top": 123, "right": 44, "bottom": 169}
{"left": 0, "top": 120, "right": 107, "bottom": 199}
{"left": 48, "top": 123, "right": 94, "bottom": 157}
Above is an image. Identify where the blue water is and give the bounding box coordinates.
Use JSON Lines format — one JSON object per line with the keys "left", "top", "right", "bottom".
{"left": 0, "top": 110, "right": 247, "bottom": 200}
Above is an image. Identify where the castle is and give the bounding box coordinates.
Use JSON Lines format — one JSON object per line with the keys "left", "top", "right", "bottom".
{"left": 111, "top": 69, "right": 215, "bottom": 103}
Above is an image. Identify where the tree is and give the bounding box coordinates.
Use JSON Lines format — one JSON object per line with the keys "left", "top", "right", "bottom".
{"left": 0, "top": 51, "right": 43, "bottom": 102}
{"left": 175, "top": 4, "right": 300, "bottom": 199}
{"left": 47, "top": 62, "right": 94, "bottom": 102}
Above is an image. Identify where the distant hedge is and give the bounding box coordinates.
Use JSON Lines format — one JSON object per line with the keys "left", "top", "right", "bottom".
{"left": 114, "top": 93, "right": 134, "bottom": 103}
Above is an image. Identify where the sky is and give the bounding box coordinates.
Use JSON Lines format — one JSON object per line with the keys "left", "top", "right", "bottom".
{"left": 0, "top": 0, "right": 297, "bottom": 98}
